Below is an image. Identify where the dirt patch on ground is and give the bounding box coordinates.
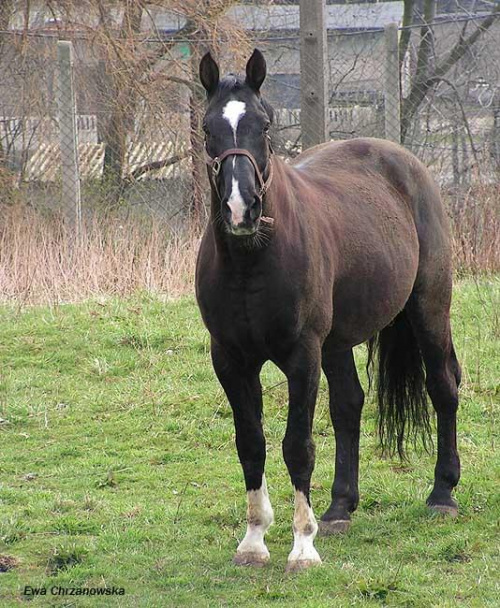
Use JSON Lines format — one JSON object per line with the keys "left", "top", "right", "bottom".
{"left": 0, "top": 555, "right": 19, "bottom": 572}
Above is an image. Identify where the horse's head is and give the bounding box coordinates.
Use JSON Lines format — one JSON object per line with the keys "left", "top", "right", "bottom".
{"left": 200, "top": 49, "right": 274, "bottom": 236}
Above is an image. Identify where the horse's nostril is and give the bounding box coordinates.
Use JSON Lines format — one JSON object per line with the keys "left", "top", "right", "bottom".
{"left": 221, "top": 198, "right": 232, "bottom": 220}
{"left": 249, "top": 196, "right": 262, "bottom": 221}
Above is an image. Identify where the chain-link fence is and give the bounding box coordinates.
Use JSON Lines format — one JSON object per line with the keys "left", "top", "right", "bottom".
{"left": 260, "top": 7, "right": 500, "bottom": 186}
{"left": 1, "top": 1, "right": 499, "bottom": 226}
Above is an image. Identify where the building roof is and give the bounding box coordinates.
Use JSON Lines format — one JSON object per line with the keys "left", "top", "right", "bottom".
{"left": 146, "top": 2, "right": 404, "bottom": 34}
{"left": 12, "top": 2, "right": 498, "bottom": 36}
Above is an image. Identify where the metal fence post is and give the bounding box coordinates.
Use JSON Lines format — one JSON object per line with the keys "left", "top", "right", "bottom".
{"left": 299, "top": 0, "right": 328, "bottom": 149}
{"left": 56, "top": 40, "right": 82, "bottom": 232}
{"left": 384, "top": 23, "right": 401, "bottom": 144}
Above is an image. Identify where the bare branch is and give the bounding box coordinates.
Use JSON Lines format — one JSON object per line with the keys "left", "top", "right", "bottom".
{"left": 125, "top": 153, "right": 187, "bottom": 183}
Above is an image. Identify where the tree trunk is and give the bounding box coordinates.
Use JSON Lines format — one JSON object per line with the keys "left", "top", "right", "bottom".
{"left": 188, "top": 37, "right": 208, "bottom": 224}
{"left": 100, "top": 1, "right": 143, "bottom": 207}
{"left": 401, "top": 0, "right": 435, "bottom": 143}
{"left": 398, "top": 0, "right": 415, "bottom": 74}
{"left": 0, "top": 0, "right": 15, "bottom": 170}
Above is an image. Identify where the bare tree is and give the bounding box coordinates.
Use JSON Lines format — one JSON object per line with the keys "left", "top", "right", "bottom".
{"left": 400, "top": 0, "right": 500, "bottom": 143}
{"left": 76, "top": 0, "right": 250, "bottom": 209}
{"left": 96, "top": 0, "right": 144, "bottom": 204}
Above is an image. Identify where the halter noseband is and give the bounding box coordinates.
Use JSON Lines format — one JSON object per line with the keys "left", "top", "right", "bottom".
{"left": 204, "top": 145, "right": 274, "bottom": 225}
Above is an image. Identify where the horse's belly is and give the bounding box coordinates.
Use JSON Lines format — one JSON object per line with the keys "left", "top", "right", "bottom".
{"left": 329, "top": 241, "right": 419, "bottom": 350}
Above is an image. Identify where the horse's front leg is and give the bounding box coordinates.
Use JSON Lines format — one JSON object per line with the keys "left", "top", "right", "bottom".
{"left": 280, "top": 339, "right": 322, "bottom": 573}
{"left": 211, "top": 342, "right": 273, "bottom": 566}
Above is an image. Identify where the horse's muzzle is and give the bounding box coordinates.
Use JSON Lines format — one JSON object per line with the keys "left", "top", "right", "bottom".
{"left": 224, "top": 195, "right": 262, "bottom": 236}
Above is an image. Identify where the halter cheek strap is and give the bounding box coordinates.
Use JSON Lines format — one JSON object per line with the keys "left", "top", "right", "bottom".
{"left": 204, "top": 146, "right": 274, "bottom": 225}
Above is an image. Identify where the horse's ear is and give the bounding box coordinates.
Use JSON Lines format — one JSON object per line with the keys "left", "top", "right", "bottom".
{"left": 245, "top": 49, "right": 266, "bottom": 93}
{"left": 199, "top": 52, "right": 220, "bottom": 97}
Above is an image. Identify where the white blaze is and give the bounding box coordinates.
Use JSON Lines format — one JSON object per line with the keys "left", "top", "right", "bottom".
{"left": 287, "top": 490, "right": 322, "bottom": 565}
{"left": 235, "top": 475, "right": 274, "bottom": 560}
{"left": 221, "top": 100, "right": 247, "bottom": 225}
{"left": 227, "top": 176, "right": 246, "bottom": 225}
{"left": 222, "top": 100, "right": 246, "bottom": 144}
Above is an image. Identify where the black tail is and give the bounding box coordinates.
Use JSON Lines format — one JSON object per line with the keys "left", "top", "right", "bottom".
{"left": 367, "top": 310, "right": 432, "bottom": 459}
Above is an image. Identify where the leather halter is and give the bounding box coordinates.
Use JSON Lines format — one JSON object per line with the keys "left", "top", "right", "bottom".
{"left": 204, "top": 145, "right": 274, "bottom": 225}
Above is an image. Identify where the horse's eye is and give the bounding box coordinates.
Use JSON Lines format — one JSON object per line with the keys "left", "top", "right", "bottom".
{"left": 263, "top": 124, "right": 270, "bottom": 133}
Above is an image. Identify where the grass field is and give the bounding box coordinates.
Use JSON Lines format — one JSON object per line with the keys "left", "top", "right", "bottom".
{"left": 0, "top": 277, "right": 498, "bottom": 607}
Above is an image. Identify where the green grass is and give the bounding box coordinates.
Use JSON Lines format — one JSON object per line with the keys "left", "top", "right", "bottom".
{"left": 0, "top": 278, "right": 499, "bottom": 607}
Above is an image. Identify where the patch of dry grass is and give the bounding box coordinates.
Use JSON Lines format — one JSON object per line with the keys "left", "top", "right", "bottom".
{"left": 447, "top": 183, "right": 500, "bottom": 275}
{"left": 0, "top": 206, "right": 199, "bottom": 305}
{"left": 1, "top": 183, "right": 499, "bottom": 305}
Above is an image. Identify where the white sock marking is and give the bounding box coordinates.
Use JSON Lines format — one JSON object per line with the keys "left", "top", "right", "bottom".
{"left": 222, "top": 100, "right": 246, "bottom": 145}
{"left": 287, "top": 489, "right": 322, "bottom": 565}
{"left": 236, "top": 475, "right": 274, "bottom": 559}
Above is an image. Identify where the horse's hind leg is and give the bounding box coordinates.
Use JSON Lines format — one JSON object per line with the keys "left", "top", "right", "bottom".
{"left": 211, "top": 342, "right": 274, "bottom": 565}
{"left": 319, "top": 346, "right": 365, "bottom": 535}
{"left": 406, "top": 289, "right": 461, "bottom": 516}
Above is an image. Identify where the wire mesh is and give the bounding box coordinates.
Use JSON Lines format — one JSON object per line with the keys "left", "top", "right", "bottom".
{"left": 0, "top": 0, "right": 499, "bottom": 226}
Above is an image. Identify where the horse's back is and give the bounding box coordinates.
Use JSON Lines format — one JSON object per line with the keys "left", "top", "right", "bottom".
{"left": 290, "top": 138, "right": 452, "bottom": 348}
{"left": 293, "top": 137, "right": 450, "bottom": 256}
{"left": 293, "top": 137, "right": 452, "bottom": 278}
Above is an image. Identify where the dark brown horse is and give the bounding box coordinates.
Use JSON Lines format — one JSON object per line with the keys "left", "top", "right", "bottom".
{"left": 195, "top": 50, "right": 461, "bottom": 572}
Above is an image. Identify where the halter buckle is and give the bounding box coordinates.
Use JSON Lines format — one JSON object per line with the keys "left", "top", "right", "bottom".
{"left": 212, "top": 157, "right": 221, "bottom": 177}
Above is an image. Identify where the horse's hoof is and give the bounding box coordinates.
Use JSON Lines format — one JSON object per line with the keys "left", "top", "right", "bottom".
{"left": 285, "top": 558, "right": 322, "bottom": 574}
{"left": 428, "top": 503, "right": 458, "bottom": 518}
{"left": 318, "top": 519, "right": 351, "bottom": 536}
{"left": 233, "top": 551, "right": 269, "bottom": 567}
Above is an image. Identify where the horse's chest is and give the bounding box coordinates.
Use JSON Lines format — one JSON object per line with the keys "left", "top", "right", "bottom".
{"left": 202, "top": 271, "right": 300, "bottom": 356}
